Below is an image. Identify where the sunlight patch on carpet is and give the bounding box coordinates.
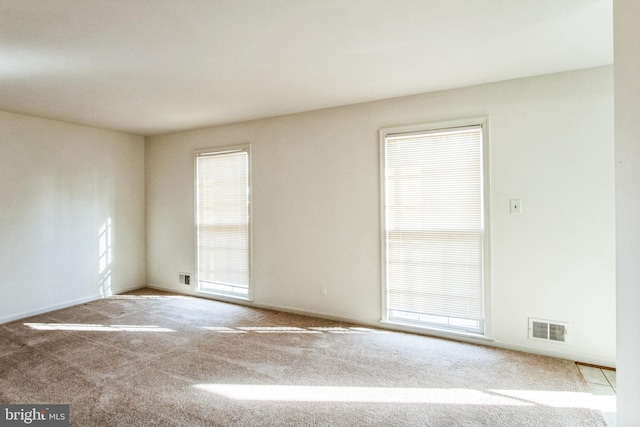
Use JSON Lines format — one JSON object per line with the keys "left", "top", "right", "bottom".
{"left": 490, "top": 389, "right": 616, "bottom": 412}
{"left": 200, "top": 326, "right": 390, "bottom": 334}
{"left": 236, "top": 327, "right": 322, "bottom": 334}
{"left": 201, "top": 327, "right": 248, "bottom": 333}
{"left": 194, "top": 384, "right": 534, "bottom": 405}
{"left": 194, "top": 384, "right": 613, "bottom": 411}
{"left": 110, "top": 294, "right": 193, "bottom": 300}
{"left": 24, "top": 323, "right": 175, "bottom": 332}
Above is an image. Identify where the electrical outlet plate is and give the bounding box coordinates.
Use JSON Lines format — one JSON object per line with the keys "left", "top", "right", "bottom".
{"left": 179, "top": 273, "right": 191, "bottom": 285}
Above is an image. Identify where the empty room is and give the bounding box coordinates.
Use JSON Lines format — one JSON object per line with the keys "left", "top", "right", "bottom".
{"left": 1, "top": 0, "right": 639, "bottom": 426}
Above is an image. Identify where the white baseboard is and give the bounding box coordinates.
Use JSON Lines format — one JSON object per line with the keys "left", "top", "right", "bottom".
{"left": 485, "top": 340, "right": 616, "bottom": 369}
{"left": 115, "top": 284, "right": 147, "bottom": 294}
{"left": 0, "top": 294, "right": 102, "bottom": 325}
{"left": 147, "top": 283, "right": 196, "bottom": 295}
{"left": 117, "top": 283, "right": 620, "bottom": 368}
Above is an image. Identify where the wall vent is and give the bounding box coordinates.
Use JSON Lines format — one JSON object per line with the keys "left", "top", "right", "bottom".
{"left": 179, "top": 273, "right": 191, "bottom": 285}
{"left": 528, "top": 318, "right": 568, "bottom": 344}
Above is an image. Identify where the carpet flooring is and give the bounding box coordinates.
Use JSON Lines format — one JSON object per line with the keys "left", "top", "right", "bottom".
{"left": 0, "top": 289, "right": 607, "bottom": 426}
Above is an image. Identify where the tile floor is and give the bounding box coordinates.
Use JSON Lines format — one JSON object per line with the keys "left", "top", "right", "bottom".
{"left": 577, "top": 364, "right": 617, "bottom": 427}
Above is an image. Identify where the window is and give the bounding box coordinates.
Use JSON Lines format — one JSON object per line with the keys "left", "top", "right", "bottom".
{"left": 196, "top": 146, "right": 251, "bottom": 299}
{"left": 381, "top": 121, "right": 488, "bottom": 334}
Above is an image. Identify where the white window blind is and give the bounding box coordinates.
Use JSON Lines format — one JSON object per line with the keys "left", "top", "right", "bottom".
{"left": 383, "top": 125, "right": 486, "bottom": 333}
{"left": 196, "top": 148, "right": 250, "bottom": 298}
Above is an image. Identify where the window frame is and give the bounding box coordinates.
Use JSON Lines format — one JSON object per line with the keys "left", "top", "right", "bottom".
{"left": 379, "top": 118, "right": 491, "bottom": 337}
{"left": 194, "top": 144, "right": 253, "bottom": 302}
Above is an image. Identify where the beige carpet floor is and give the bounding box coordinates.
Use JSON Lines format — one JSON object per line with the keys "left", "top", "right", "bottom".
{"left": 0, "top": 289, "right": 607, "bottom": 426}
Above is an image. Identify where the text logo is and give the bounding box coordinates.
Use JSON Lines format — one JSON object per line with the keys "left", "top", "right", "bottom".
{"left": 0, "top": 405, "right": 69, "bottom": 427}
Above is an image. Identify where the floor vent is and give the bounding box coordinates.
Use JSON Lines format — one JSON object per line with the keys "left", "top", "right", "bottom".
{"left": 528, "top": 318, "right": 568, "bottom": 344}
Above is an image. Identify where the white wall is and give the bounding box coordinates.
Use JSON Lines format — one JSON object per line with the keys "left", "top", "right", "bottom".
{"left": 146, "top": 66, "right": 615, "bottom": 366}
{"left": 0, "top": 111, "right": 146, "bottom": 323}
{"left": 614, "top": 0, "right": 640, "bottom": 425}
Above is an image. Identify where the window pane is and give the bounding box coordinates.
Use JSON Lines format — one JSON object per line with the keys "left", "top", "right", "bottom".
{"left": 384, "top": 126, "right": 485, "bottom": 333}
{"left": 196, "top": 149, "right": 250, "bottom": 298}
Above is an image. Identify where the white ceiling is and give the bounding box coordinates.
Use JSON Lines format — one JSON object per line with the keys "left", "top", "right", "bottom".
{"left": 0, "top": 0, "right": 612, "bottom": 136}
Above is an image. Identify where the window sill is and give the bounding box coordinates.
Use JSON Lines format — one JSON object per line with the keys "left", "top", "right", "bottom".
{"left": 380, "top": 320, "right": 494, "bottom": 342}
{"left": 195, "top": 289, "right": 252, "bottom": 304}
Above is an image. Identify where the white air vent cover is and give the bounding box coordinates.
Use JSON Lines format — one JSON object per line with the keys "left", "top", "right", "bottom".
{"left": 528, "top": 318, "right": 568, "bottom": 344}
